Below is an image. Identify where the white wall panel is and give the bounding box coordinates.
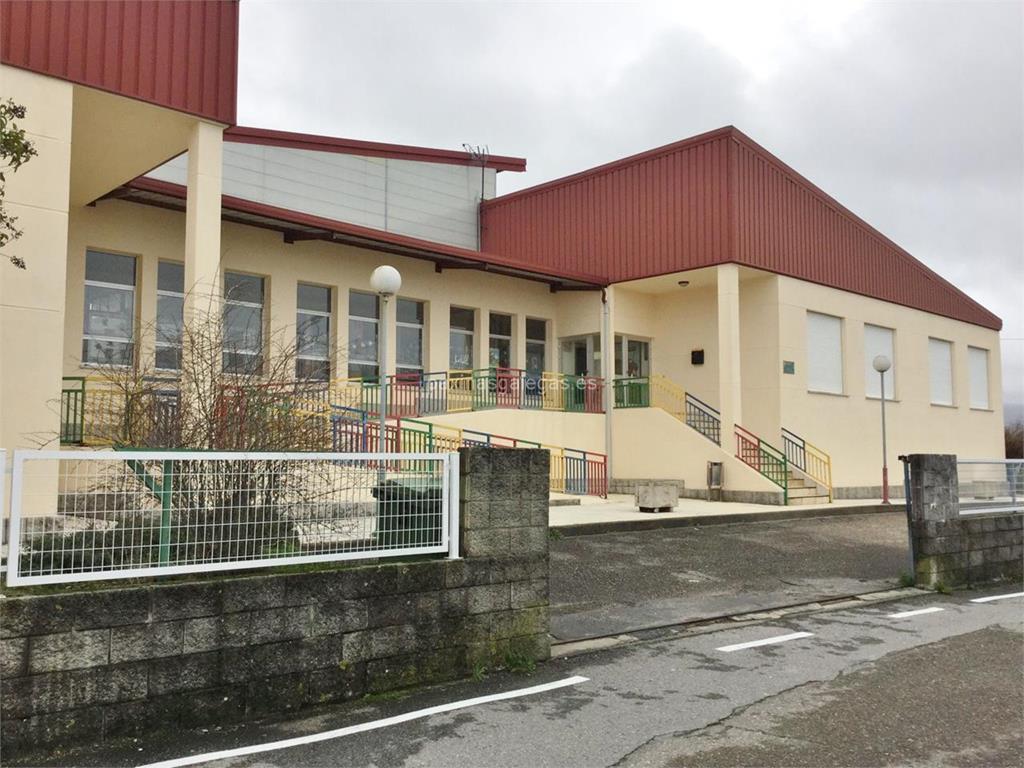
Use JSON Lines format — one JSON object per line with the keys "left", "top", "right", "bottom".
{"left": 146, "top": 144, "right": 497, "bottom": 250}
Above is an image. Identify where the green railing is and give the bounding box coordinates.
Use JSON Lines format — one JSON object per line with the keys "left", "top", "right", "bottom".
{"left": 613, "top": 377, "right": 650, "bottom": 408}
{"left": 735, "top": 425, "right": 789, "bottom": 504}
{"left": 60, "top": 376, "right": 86, "bottom": 445}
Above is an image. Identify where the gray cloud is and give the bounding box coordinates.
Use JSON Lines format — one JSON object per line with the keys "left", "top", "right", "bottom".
{"left": 237, "top": 0, "right": 1022, "bottom": 408}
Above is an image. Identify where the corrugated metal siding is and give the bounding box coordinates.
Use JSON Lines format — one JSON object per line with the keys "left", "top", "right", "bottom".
{"left": 482, "top": 134, "right": 731, "bottom": 281}
{"left": 730, "top": 136, "right": 1000, "bottom": 330}
{"left": 0, "top": 0, "right": 238, "bottom": 125}
{"left": 146, "top": 144, "right": 495, "bottom": 250}
{"left": 481, "top": 127, "right": 1001, "bottom": 330}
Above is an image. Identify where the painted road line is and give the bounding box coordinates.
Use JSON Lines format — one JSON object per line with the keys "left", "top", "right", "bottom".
{"left": 716, "top": 631, "right": 814, "bottom": 653}
{"left": 970, "top": 591, "right": 1024, "bottom": 603}
{"left": 887, "top": 606, "right": 945, "bottom": 619}
{"left": 136, "top": 675, "right": 590, "bottom": 768}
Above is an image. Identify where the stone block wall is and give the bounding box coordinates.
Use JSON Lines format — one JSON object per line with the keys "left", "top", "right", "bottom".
{"left": 907, "top": 454, "right": 1023, "bottom": 587}
{"left": 0, "top": 447, "right": 550, "bottom": 758}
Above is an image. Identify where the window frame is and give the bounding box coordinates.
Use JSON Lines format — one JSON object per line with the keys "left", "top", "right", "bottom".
{"left": 396, "top": 297, "right": 426, "bottom": 376}
{"left": 296, "top": 282, "right": 332, "bottom": 381}
{"left": 155, "top": 260, "right": 185, "bottom": 372}
{"left": 805, "top": 311, "right": 845, "bottom": 396}
{"left": 927, "top": 337, "right": 955, "bottom": 407}
{"left": 968, "top": 346, "right": 990, "bottom": 410}
{"left": 82, "top": 248, "right": 137, "bottom": 367}
{"left": 863, "top": 323, "right": 896, "bottom": 401}
{"left": 488, "top": 311, "right": 513, "bottom": 369}
{"left": 348, "top": 289, "right": 380, "bottom": 379}
{"left": 449, "top": 306, "right": 476, "bottom": 370}
{"left": 222, "top": 271, "right": 266, "bottom": 376}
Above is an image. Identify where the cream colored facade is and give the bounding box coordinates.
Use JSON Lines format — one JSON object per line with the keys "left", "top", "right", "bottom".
{"left": 52, "top": 196, "right": 1006, "bottom": 497}
{"left": 0, "top": 61, "right": 1006, "bottom": 514}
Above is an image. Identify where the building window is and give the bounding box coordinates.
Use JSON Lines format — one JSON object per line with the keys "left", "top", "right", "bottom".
{"left": 450, "top": 307, "right": 475, "bottom": 369}
{"left": 614, "top": 335, "right": 650, "bottom": 378}
{"left": 928, "top": 338, "right": 954, "bottom": 406}
{"left": 489, "top": 312, "right": 512, "bottom": 368}
{"left": 296, "top": 283, "right": 331, "bottom": 381}
{"left": 348, "top": 291, "right": 379, "bottom": 379}
{"left": 525, "top": 318, "right": 547, "bottom": 375}
{"left": 396, "top": 298, "right": 425, "bottom": 376}
{"left": 806, "top": 311, "right": 843, "bottom": 394}
{"left": 155, "top": 261, "right": 184, "bottom": 371}
{"left": 864, "top": 324, "right": 895, "bottom": 399}
{"left": 968, "top": 346, "right": 990, "bottom": 409}
{"left": 223, "top": 272, "right": 265, "bottom": 374}
{"left": 82, "top": 249, "right": 136, "bottom": 366}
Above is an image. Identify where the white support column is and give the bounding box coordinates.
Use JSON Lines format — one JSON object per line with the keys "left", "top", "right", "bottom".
{"left": 717, "top": 264, "right": 743, "bottom": 442}
{"left": 601, "top": 288, "right": 614, "bottom": 472}
{"left": 183, "top": 120, "right": 224, "bottom": 327}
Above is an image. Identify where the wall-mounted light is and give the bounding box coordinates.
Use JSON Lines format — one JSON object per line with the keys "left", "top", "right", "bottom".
{"left": 678, "top": 280, "right": 690, "bottom": 287}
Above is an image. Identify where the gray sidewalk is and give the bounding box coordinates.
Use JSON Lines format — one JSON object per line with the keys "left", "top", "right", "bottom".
{"left": 549, "top": 510, "right": 909, "bottom": 642}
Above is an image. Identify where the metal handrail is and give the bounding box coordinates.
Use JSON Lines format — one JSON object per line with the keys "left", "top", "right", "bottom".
{"left": 735, "top": 425, "right": 789, "bottom": 503}
{"left": 781, "top": 427, "right": 833, "bottom": 502}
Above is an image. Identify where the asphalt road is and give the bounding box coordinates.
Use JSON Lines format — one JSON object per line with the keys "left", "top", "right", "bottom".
{"left": 550, "top": 511, "right": 909, "bottom": 640}
{"left": 42, "top": 586, "right": 1023, "bottom": 768}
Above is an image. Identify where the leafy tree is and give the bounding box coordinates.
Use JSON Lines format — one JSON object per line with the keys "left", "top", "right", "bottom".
{"left": 1, "top": 99, "right": 37, "bottom": 269}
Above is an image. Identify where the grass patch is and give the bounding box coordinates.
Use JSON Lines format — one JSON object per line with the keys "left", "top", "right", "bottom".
{"left": 548, "top": 528, "right": 563, "bottom": 541}
{"left": 897, "top": 571, "right": 916, "bottom": 588}
{"left": 933, "top": 580, "right": 953, "bottom": 595}
{"left": 502, "top": 649, "right": 536, "bottom": 675}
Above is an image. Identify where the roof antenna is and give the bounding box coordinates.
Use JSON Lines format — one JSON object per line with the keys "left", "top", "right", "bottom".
{"left": 463, "top": 144, "right": 489, "bottom": 249}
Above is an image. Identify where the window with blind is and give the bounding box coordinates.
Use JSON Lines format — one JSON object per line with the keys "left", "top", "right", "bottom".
{"left": 968, "top": 346, "right": 989, "bottom": 409}
{"left": 82, "top": 250, "right": 136, "bottom": 366}
{"left": 223, "top": 272, "right": 265, "bottom": 374}
{"left": 928, "top": 338, "right": 954, "bottom": 406}
{"left": 864, "top": 324, "right": 895, "bottom": 400}
{"left": 806, "top": 311, "right": 843, "bottom": 394}
{"left": 296, "top": 283, "right": 331, "bottom": 381}
{"left": 348, "top": 291, "right": 379, "bottom": 379}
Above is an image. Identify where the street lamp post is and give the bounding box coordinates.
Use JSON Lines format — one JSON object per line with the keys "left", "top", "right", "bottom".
{"left": 873, "top": 354, "right": 892, "bottom": 505}
{"left": 370, "top": 265, "right": 402, "bottom": 463}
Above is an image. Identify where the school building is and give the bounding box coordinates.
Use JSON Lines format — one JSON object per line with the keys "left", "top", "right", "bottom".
{"left": 0, "top": 1, "right": 1005, "bottom": 510}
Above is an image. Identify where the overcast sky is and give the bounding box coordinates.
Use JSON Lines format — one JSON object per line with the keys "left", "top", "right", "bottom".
{"left": 237, "top": 0, "right": 1023, "bottom": 409}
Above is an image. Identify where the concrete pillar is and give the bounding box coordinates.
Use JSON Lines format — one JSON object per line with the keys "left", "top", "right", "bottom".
{"left": 717, "top": 264, "right": 743, "bottom": 441}
{"left": 600, "top": 288, "right": 614, "bottom": 471}
{"left": 428, "top": 299, "right": 450, "bottom": 372}
{"left": 513, "top": 313, "right": 527, "bottom": 370}
{"left": 183, "top": 121, "right": 224, "bottom": 328}
{"left": 475, "top": 309, "right": 488, "bottom": 370}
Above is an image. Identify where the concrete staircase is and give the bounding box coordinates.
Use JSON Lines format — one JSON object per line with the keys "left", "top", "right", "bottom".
{"left": 785, "top": 469, "right": 831, "bottom": 506}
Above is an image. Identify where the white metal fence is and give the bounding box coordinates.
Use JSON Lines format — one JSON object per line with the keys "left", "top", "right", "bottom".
{"left": 6, "top": 450, "right": 459, "bottom": 586}
{"left": 957, "top": 459, "right": 1024, "bottom": 516}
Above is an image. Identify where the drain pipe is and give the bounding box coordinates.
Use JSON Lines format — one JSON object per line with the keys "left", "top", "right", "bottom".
{"left": 601, "top": 288, "right": 613, "bottom": 483}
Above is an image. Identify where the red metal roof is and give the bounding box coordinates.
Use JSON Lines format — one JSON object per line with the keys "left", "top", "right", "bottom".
{"left": 117, "top": 178, "right": 604, "bottom": 290}
{"left": 0, "top": 0, "right": 238, "bottom": 125}
{"left": 226, "top": 126, "right": 527, "bottom": 172}
{"left": 482, "top": 126, "right": 1001, "bottom": 331}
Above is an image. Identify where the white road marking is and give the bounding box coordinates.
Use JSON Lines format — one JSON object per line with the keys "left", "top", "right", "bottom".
{"left": 136, "top": 675, "right": 589, "bottom": 768}
{"left": 970, "top": 591, "right": 1024, "bottom": 603}
{"left": 887, "top": 606, "right": 945, "bottom": 619}
{"left": 716, "top": 631, "right": 814, "bottom": 653}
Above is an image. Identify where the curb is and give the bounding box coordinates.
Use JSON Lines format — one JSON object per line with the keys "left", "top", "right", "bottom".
{"left": 551, "top": 503, "right": 899, "bottom": 536}
{"left": 550, "top": 587, "right": 928, "bottom": 657}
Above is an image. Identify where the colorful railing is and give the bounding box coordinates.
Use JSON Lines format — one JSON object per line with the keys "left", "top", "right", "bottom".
{"left": 781, "top": 428, "right": 833, "bottom": 502}
{"left": 353, "top": 368, "right": 605, "bottom": 418}
{"left": 735, "top": 425, "right": 789, "bottom": 503}
{"left": 330, "top": 409, "right": 608, "bottom": 497}
{"left": 638, "top": 376, "right": 720, "bottom": 448}
{"left": 60, "top": 376, "right": 86, "bottom": 444}
{"left": 613, "top": 377, "right": 650, "bottom": 408}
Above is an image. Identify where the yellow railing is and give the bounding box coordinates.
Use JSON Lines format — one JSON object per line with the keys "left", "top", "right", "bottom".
{"left": 781, "top": 428, "right": 833, "bottom": 502}
{"left": 650, "top": 374, "right": 686, "bottom": 421}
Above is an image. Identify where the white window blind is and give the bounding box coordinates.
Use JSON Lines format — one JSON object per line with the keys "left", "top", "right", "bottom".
{"left": 864, "top": 324, "right": 895, "bottom": 399}
{"left": 968, "top": 347, "right": 989, "bottom": 409}
{"left": 928, "top": 338, "right": 953, "bottom": 406}
{"left": 806, "top": 312, "right": 843, "bottom": 394}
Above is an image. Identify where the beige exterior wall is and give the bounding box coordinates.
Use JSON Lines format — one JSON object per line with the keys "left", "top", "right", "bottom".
{"left": 0, "top": 67, "right": 75, "bottom": 453}
{"left": 776, "top": 275, "right": 1004, "bottom": 488}
{"left": 63, "top": 201, "right": 565, "bottom": 380}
